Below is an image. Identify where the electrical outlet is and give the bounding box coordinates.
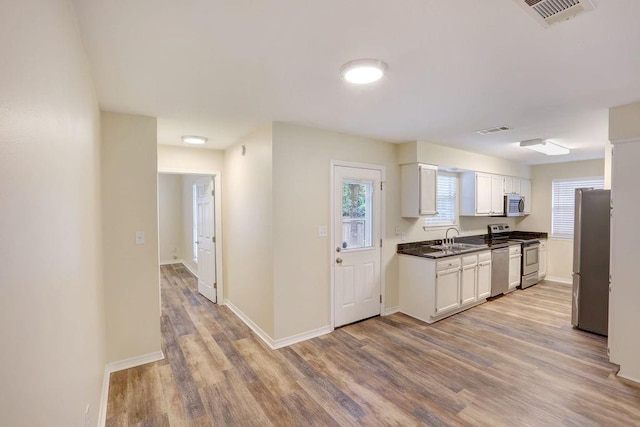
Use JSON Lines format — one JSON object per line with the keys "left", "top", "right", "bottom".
{"left": 84, "top": 404, "right": 90, "bottom": 427}
{"left": 401, "top": 232, "right": 407, "bottom": 242}
{"left": 394, "top": 226, "right": 400, "bottom": 235}
{"left": 135, "top": 231, "right": 145, "bottom": 245}
{"left": 318, "top": 225, "right": 328, "bottom": 237}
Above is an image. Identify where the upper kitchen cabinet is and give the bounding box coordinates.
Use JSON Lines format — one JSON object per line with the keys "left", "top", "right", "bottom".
{"left": 401, "top": 163, "right": 437, "bottom": 218}
{"left": 460, "top": 172, "right": 504, "bottom": 216}
{"left": 520, "top": 179, "right": 532, "bottom": 214}
{"left": 503, "top": 177, "right": 521, "bottom": 194}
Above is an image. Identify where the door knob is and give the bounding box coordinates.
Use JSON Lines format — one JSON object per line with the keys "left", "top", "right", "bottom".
{"left": 336, "top": 257, "right": 343, "bottom": 265}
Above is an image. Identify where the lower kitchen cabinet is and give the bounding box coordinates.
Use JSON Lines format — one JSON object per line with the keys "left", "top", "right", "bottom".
{"left": 477, "top": 252, "right": 492, "bottom": 299}
{"left": 508, "top": 244, "right": 521, "bottom": 290}
{"left": 539, "top": 239, "right": 547, "bottom": 279}
{"left": 399, "top": 250, "right": 492, "bottom": 323}
{"left": 436, "top": 266, "right": 461, "bottom": 313}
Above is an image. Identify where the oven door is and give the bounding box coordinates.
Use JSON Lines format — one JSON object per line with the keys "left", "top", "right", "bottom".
{"left": 522, "top": 243, "right": 540, "bottom": 276}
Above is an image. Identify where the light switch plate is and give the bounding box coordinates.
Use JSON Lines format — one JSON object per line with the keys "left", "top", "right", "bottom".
{"left": 135, "top": 231, "right": 145, "bottom": 244}
{"left": 318, "top": 225, "right": 328, "bottom": 237}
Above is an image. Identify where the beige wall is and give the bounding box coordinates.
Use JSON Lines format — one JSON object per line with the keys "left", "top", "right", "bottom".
{"left": 0, "top": 0, "right": 106, "bottom": 425}
{"left": 609, "top": 101, "right": 640, "bottom": 383}
{"left": 159, "top": 174, "right": 184, "bottom": 263}
{"left": 399, "top": 141, "right": 531, "bottom": 178}
{"left": 158, "top": 144, "right": 224, "bottom": 173}
{"left": 272, "top": 123, "right": 402, "bottom": 339}
{"left": 102, "top": 111, "right": 161, "bottom": 362}
{"left": 223, "top": 127, "right": 275, "bottom": 337}
{"left": 518, "top": 159, "right": 605, "bottom": 282}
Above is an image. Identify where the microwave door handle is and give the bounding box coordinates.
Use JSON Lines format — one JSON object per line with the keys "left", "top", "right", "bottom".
{"left": 519, "top": 198, "right": 525, "bottom": 212}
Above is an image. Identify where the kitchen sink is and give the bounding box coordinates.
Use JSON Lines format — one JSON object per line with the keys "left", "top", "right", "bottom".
{"left": 430, "top": 242, "right": 487, "bottom": 251}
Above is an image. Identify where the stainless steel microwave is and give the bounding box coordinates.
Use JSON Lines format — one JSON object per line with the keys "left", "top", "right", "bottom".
{"left": 504, "top": 194, "right": 525, "bottom": 216}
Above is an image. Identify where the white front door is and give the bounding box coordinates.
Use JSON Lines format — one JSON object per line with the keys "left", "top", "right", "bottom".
{"left": 195, "top": 176, "right": 216, "bottom": 303}
{"left": 334, "top": 165, "right": 382, "bottom": 327}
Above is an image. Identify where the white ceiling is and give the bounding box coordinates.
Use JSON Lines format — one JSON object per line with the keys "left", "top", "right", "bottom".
{"left": 72, "top": 0, "right": 640, "bottom": 165}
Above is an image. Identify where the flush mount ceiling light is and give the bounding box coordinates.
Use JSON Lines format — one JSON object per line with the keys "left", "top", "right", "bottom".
{"left": 520, "top": 138, "right": 570, "bottom": 156}
{"left": 340, "top": 59, "right": 388, "bottom": 84}
{"left": 182, "top": 135, "right": 207, "bottom": 145}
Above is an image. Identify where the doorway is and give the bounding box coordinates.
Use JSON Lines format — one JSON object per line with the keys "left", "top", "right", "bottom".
{"left": 158, "top": 170, "right": 223, "bottom": 304}
{"left": 332, "top": 162, "right": 384, "bottom": 327}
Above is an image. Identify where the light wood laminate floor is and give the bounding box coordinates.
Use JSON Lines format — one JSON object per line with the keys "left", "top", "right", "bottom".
{"left": 106, "top": 264, "right": 640, "bottom": 426}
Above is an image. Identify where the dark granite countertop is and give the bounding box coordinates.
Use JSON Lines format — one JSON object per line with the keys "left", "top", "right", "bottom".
{"left": 397, "top": 231, "right": 548, "bottom": 259}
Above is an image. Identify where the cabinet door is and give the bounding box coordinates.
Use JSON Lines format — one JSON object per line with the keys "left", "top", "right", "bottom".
{"left": 419, "top": 164, "right": 438, "bottom": 215}
{"left": 477, "top": 261, "right": 492, "bottom": 299}
{"left": 460, "top": 265, "right": 477, "bottom": 305}
{"left": 539, "top": 241, "right": 547, "bottom": 278}
{"left": 475, "top": 173, "right": 492, "bottom": 215}
{"left": 436, "top": 268, "right": 460, "bottom": 313}
{"left": 521, "top": 179, "right": 531, "bottom": 214}
{"left": 491, "top": 175, "right": 505, "bottom": 215}
{"left": 509, "top": 254, "right": 521, "bottom": 289}
{"left": 512, "top": 178, "right": 521, "bottom": 195}
{"left": 503, "top": 177, "right": 512, "bottom": 194}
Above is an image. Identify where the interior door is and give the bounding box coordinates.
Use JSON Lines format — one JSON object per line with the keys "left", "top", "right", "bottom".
{"left": 334, "top": 165, "right": 382, "bottom": 327}
{"left": 195, "top": 176, "right": 216, "bottom": 303}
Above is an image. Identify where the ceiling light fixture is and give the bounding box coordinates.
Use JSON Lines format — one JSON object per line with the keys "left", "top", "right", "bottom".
{"left": 182, "top": 135, "right": 207, "bottom": 145}
{"left": 340, "top": 59, "right": 388, "bottom": 84}
{"left": 520, "top": 139, "right": 570, "bottom": 156}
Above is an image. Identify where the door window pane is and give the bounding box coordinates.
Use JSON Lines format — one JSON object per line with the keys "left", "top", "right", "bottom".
{"left": 342, "top": 180, "right": 373, "bottom": 249}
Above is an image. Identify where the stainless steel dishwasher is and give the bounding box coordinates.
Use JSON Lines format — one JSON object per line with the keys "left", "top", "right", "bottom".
{"left": 490, "top": 247, "right": 509, "bottom": 297}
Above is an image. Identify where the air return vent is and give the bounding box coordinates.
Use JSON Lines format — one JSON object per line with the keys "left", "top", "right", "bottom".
{"left": 513, "top": 0, "right": 595, "bottom": 28}
{"left": 477, "top": 126, "right": 510, "bottom": 135}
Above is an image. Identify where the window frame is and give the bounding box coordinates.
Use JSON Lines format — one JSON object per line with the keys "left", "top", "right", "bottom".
{"left": 551, "top": 176, "right": 604, "bottom": 239}
{"left": 423, "top": 171, "right": 459, "bottom": 229}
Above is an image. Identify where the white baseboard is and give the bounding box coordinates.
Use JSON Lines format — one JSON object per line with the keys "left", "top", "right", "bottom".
{"left": 224, "top": 299, "right": 333, "bottom": 350}
{"left": 182, "top": 262, "right": 197, "bottom": 277}
{"left": 273, "top": 325, "right": 333, "bottom": 349}
{"left": 544, "top": 276, "right": 572, "bottom": 285}
{"left": 617, "top": 368, "right": 640, "bottom": 385}
{"left": 224, "top": 299, "right": 276, "bottom": 348}
{"left": 98, "top": 351, "right": 164, "bottom": 426}
{"left": 384, "top": 306, "right": 399, "bottom": 316}
{"left": 160, "top": 259, "right": 184, "bottom": 266}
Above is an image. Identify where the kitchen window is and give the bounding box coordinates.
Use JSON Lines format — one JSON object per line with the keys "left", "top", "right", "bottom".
{"left": 551, "top": 177, "right": 604, "bottom": 239}
{"left": 424, "top": 172, "right": 458, "bottom": 227}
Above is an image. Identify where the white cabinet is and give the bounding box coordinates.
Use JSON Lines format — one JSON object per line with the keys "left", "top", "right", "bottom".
{"left": 538, "top": 239, "right": 547, "bottom": 279}
{"left": 521, "top": 179, "right": 532, "bottom": 214}
{"left": 460, "top": 255, "right": 478, "bottom": 306}
{"left": 398, "top": 251, "right": 492, "bottom": 323}
{"left": 508, "top": 245, "right": 522, "bottom": 290}
{"left": 503, "top": 177, "right": 521, "bottom": 194}
{"left": 477, "top": 252, "right": 492, "bottom": 299}
{"left": 436, "top": 267, "right": 461, "bottom": 313}
{"left": 461, "top": 172, "right": 504, "bottom": 216}
{"left": 401, "top": 163, "right": 438, "bottom": 218}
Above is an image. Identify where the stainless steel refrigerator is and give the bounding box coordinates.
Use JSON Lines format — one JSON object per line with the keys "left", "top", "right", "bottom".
{"left": 571, "top": 188, "right": 611, "bottom": 336}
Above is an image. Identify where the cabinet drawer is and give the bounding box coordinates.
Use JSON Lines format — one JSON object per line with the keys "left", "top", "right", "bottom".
{"left": 509, "top": 245, "right": 521, "bottom": 255}
{"left": 437, "top": 258, "right": 461, "bottom": 271}
{"left": 478, "top": 251, "right": 491, "bottom": 262}
{"left": 539, "top": 239, "right": 547, "bottom": 249}
{"left": 462, "top": 255, "right": 478, "bottom": 266}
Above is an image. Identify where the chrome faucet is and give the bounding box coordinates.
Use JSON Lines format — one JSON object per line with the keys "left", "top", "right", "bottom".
{"left": 445, "top": 227, "right": 460, "bottom": 245}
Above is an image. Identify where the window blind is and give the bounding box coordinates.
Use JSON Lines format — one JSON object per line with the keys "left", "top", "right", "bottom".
{"left": 425, "top": 172, "right": 458, "bottom": 226}
{"left": 551, "top": 177, "right": 604, "bottom": 239}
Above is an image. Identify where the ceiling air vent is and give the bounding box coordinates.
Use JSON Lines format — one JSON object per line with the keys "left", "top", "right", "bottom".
{"left": 477, "top": 126, "right": 510, "bottom": 135}
{"left": 513, "top": 0, "right": 595, "bottom": 28}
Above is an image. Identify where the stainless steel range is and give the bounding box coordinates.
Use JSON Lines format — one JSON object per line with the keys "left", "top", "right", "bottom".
{"left": 487, "top": 224, "right": 541, "bottom": 289}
